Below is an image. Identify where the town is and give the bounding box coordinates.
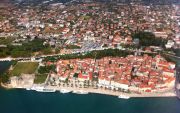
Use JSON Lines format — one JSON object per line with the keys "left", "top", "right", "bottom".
{"left": 0, "top": 1, "right": 180, "bottom": 58}
{"left": 5, "top": 54, "right": 176, "bottom": 97}
{"left": 53, "top": 54, "right": 175, "bottom": 93}
{"left": 0, "top": 0, "right": 179, "bottom": 98}
{"left": 1, "top": 0, "right": 180, "bottom": 113}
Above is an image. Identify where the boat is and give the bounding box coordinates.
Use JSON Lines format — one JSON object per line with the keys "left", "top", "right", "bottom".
{"left": 26, "top": 88, "right": 31, "bottom": 90}
{"left": 30, "top": 85, "right": 56, "bottom": 92}
{"left": 42, "top": 88, "right": 56, "bottom": 92}
{"left": 30, "top": 86, "right": 38, "bottom": 90}
{"left": 30, "top": 86, "right": 44, "bottom": 92}
{"left": 73, "top": 90, "right": 89, "bottom": 94}
{"left": 34, "top": 87, "right": 44, "bottom": 92}
{"left": 118, "top": 95, "right": 130, "bottom": 99}
{"left": 60, "top": 89, "right": 71, "bottom": 93}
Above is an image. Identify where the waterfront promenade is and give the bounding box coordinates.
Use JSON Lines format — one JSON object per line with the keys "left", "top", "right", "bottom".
{"left": 46, "top": 86, "right": 176, "bottom": 97}
{"left": 2, "top": 82, "right": 176, "bottom": 98}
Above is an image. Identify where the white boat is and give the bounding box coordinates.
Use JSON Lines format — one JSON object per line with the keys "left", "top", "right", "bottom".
{"left": 73, "top": 90, "right": 89, "bottom": 94}
{"left": 118, "top": 95, "right": 130, "bottom": 99}
{"left": 35, "top": 87, "right": 44, "bottom": 92}
{"left": 60, "top": 89, "right": 71, "bottom": 93}
{"left": 30, "top": 86, "right": 36, "bottom": 90}
{"left": 26, "top": 85, "right": 55, "bottom": 92}
{"left": 26, "top": 88, "right": 31, "bottom": 90}
{"left": 30, "top": 86, "right": 44, "bottom": 92}
{"left": 43, "top": 88, "right": 56, "bottom": 92}
{"left": 30, "top": 86, "right": 37, "bottom": 90}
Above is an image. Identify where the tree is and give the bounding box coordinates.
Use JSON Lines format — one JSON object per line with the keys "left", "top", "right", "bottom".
{"left": 0, "top": 73, "right": 9, "bottom": 83}
{"left": 132, "top": 32, "right": 167, "bottom": 48}
{"left": 38, "top": 65, "right": 56, "bottom": 74}
{"left": 42, "top": 47, "right": 52, "bottom": 55}
{"left": 55, "top": 48, "right": 60, "bottom": 54}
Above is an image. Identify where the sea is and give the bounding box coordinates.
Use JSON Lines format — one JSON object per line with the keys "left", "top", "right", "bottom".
{"left": 0, "top": 60, "right": 180, "bottom": 113}
{"left": 0, "top": 88, "right": 180, "bottom": 113}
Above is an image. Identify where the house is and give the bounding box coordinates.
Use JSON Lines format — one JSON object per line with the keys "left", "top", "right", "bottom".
{"left": 78, "top": 72, "right": 93, "bottom": 81}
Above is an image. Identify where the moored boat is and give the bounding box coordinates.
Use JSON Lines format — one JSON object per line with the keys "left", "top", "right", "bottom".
{"left": 26, "top": 88, "right": 31, "bottom": 90}
{"left": 73, "top": 90, "right": 89, "bottom": 94}
{"left": 30, "top": 86, "right": 44, "bottom": 92}
{"left": 60, "top": 89, "right": 71, "bottom": 93}
{"left": 43, "top": 88, "right": 56, "bottom": 92}
{"left": 34, "top": 87, "right": 44, "bottom": 92}
{"left": 118, "top": 94, "right": 130, "bottom": 99}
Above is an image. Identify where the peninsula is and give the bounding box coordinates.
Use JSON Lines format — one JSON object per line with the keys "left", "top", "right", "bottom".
{"left": 1, "top": 53, "right": 176, "bottom": 98}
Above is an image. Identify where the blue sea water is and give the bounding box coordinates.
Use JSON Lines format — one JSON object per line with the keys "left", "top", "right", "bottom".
{"left": 0, "top": 88, "right": 180, "bottom": 113}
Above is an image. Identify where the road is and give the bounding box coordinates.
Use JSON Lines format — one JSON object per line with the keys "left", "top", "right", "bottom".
{"left": 0, "top": 47, "right": 179, "bottom": 62}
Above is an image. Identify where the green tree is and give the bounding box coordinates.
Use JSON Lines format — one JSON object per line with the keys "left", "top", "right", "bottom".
{"left": 132, "top": 32, "right": 167, "bottom": 47}
{"left": 0, "top": 73, "right": 9, "bottom": 83}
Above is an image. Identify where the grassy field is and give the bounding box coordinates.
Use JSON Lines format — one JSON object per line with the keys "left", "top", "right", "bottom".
{"left": 10, "top": 62, "right": 39, "bottom": 76}
{"left": 34, "top": 74, "right": 47, "bottom": 84}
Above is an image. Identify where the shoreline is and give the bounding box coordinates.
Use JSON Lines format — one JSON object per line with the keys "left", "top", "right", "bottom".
{"left": 0, "top": 82, "right": 13, "bottom": 90}
{"left": 2, "top": 83, "right": 176, "bottom": 98}
{"left": 47, "top": 86, "right": 177, "bottom": 98}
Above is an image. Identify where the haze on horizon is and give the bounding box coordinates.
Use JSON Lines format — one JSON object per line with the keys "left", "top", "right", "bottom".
{"left": 0, "top": 0, "right": 9, "bottom": 3}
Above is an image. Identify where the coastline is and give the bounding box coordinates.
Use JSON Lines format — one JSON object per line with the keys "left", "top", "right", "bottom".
{"left": 0, "top": 52, "right": 178, "bottom": 98}
{"left": 46, "top": 86, "right": 176, "bottom": 98}
{"left": 0, "top": 82, "right": 13, "bottom": 89}
{"left": 3, "top": 83, "right": 176, "bottom": 98}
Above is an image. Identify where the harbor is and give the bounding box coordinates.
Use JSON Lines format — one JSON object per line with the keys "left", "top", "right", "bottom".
{"left": 4, "top": 84, "right": 176, "bottom": 98}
